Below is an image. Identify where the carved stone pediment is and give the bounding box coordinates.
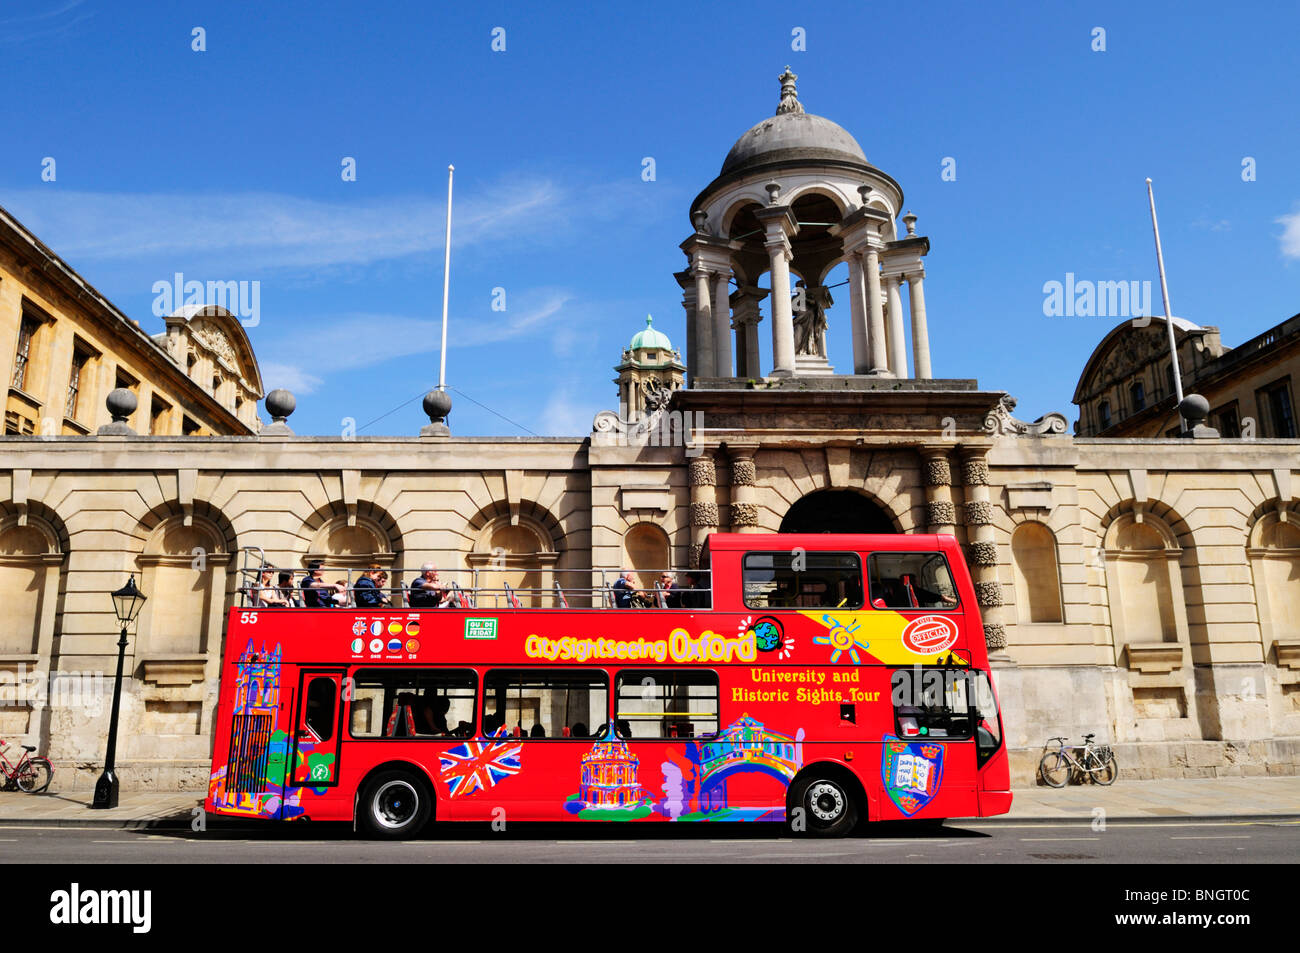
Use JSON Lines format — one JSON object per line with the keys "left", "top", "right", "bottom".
{"left": 983, "top": 395, "right": 1069, "bottom": 437}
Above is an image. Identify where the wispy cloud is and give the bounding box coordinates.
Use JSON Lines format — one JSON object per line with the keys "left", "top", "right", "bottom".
{"left": 0, "top": 1, "right": 92, "bottom": 45}
{"left": 0, "top": 174, "right": 675, "bottom": 279}
{"left": 256, "top": 289, "right": 572, "bottom": 393}
{"left": 0, "top": 179, "right": 565, "bottom": 273}
{"left": 1278, "top": 207, "right": 1300, "bottom": 260}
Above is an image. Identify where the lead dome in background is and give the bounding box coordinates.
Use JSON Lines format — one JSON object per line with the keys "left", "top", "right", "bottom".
{"left": 719, "top": 69, "right": 871, "bottom": 178}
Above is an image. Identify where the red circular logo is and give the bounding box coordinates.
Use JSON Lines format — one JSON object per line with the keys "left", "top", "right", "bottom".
{"left": 902, "top": 615, "right": 959, "bottom": 655}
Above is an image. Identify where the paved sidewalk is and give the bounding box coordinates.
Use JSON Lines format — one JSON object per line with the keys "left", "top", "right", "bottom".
{"left": 1, "top": 777, "right": 1297, "bottom": 829}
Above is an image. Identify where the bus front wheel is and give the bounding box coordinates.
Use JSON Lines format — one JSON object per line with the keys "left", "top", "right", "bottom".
{"left": 789, "top": 775, "right": 858, "bottom": 837}
{"left": 358, "top": 770, "right": 432, "bottom": 839}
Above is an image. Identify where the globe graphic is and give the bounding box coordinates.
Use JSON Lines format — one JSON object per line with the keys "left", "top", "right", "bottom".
{"left": 753, "top": 620, "right": 781, "bottom": 652}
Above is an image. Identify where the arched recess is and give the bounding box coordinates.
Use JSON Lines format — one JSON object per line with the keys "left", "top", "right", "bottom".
{"left": 779, "top": 489, "right": 898, "bottom": 535}
{"left": 1247, "top": 505, "right": 1300, "bottom": 648}
{"left": 1102, "top": 510, "right": 1189, "bottom": 649}
{"left": 134, "top": 515, "right": 231, "bottom": 659}
{"left": 300, "top": 502, "right": 403, "bottom": 572}
{"left": 465, "top": 502, "right": 562, "bottom": 608}
{"left": 1011, "top": 521, "right": 1063, "bottom": 623}
{"left": 623, "top": 522, "right": 670, "bottom": 590}
{"left": 0, "top": 512, "right": 65, "bottom": 661}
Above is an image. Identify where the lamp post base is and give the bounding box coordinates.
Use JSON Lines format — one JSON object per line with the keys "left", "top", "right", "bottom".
{"left": 91, "top": 769, "right": 119, "bottom": 809}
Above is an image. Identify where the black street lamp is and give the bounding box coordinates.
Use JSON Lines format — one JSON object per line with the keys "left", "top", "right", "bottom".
{"left": 92, "top": 575, "right": 146, "bottom": 809}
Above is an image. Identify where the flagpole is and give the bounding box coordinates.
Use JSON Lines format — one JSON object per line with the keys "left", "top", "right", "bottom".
{"left": 439, "top": 164, "right": 454, "bottom": 392}
{"left": 1146, "top": 177, "right": 1185, "bottom": 429}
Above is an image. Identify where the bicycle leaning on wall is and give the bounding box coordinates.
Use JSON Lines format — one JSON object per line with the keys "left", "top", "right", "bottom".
{"left": 0, "top": 739, "right": 53, "bottom": 793}
{"left": 1039, "top": 733, "right": 1118, "bottom": 787}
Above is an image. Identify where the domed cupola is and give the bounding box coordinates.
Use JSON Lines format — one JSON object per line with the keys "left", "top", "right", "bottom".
{"left": 719, "top": 68, "right": 871, "bottom": 179}
{"left": 677, "top": 68, "right": 932, "bottom": 384}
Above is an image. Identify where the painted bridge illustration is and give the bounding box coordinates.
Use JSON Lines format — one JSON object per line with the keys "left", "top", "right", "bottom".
{"left": 697, "top": 715, "right": 804, "bottom": 811}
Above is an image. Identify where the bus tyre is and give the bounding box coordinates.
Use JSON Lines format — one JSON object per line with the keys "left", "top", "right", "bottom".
{"left": 358, "top": 770, "right": 432, "bottom": 839}
{"left": 790, "top": 775, "right": 857, "bottom": 837}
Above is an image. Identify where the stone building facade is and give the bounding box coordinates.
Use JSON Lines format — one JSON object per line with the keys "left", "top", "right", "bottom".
{"left": 1075, "top": 312, "right": 1300, "bottom": 439}
{"left": 0, "top": 205, "right": 263, "bottom": 438}
{"left": 1, "top": 69, "right": 1297, "bottom": 791}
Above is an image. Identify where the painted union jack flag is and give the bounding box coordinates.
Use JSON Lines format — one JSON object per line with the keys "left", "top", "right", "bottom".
{"left": 438, "top": 730, "right": 523, "bottom": 798}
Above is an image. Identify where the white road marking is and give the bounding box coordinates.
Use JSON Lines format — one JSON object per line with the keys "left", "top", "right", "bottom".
{"left": 1169, "top": 835, "right": 1252, "bottom": 840}
{"left": 1019, "top": 837, "right": 1100, "bottom": 842}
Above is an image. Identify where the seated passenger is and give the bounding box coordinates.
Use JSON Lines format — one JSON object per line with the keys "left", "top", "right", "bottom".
{"left": 409, "top": 563, "right": 449, "bottom": 608}
{"left": 254, "top": 569, "right": 287, "bottom": 607}
{"left": 277, "top": 570, "right": 301, "bottom": 607}
{"left": 611, "top": 570, "right": 636, "bottom": 608}
{"left": 570, "top": 721, "right": 588, "bottom": 738}
{"left": 530, "top": 724, "right": 546, "bottom": 738}
{"left": 300, "top": 561, "right": 344, "bottom": 608}
{"left": 354, "top": 564, "right": 389, "bottom": 609}
{"left": 681, "top": 572, "right": 711, "bottom": 609}
{"left": 417, "top": 692, "right": 450, "bottom": 735}
{"left": 658, "top": 573, "right": 682, "bottom": 609}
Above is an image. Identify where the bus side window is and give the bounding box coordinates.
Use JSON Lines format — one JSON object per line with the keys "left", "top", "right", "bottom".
{"left": 869, "top": 553, "right": 960, "bottom": 610}
{"left": 482, "top": 670, "right": 609, "bottom": 740}
{"left": 614, "top": 670, "right": 719, "bottom": 739}
{"left": 742, "top": 551, "right": 863, "bottom": 610}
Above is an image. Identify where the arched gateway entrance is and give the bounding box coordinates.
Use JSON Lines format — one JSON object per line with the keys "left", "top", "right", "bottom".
{"left": 779, "top": 490, "right": 895, "bottom": 534}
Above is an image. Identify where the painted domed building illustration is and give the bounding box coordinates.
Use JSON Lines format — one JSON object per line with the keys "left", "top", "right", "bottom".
{"left": 576, "top": 736, "right": 644, "bottom": 809}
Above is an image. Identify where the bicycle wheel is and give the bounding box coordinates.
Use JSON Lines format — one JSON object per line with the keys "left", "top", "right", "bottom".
{"left": 1039, "top": 750, "right": 1070, "bottom": 788}
{"left": 16, "top": 758, "right": 51, "bottom": 794}
{"left": 1091, "top": 754, "right": 1117, "bottom": 786}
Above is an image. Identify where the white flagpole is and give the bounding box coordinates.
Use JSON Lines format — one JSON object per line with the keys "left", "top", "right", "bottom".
{"left": 439, "top": 164, "right": 454, "bottom": 392}
{"left": 1146, "top": 177, "right": 1185, "bottom": 428}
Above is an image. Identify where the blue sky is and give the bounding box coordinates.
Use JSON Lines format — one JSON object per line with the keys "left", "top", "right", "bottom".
{"left": 2, "top": 0, "right": 1297, "bottom": 436}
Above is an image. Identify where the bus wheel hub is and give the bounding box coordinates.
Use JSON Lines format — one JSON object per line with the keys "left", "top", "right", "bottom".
{"left": 808, "top": 783, "right": 843, "bottom": 821}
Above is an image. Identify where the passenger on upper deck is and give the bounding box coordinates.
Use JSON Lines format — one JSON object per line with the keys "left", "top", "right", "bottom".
{"left": 658, "top": 572, "right": 682, "bottom": 609}
{"left": 277, "top": 570, "right": 301, "bottom": 607}
{"left": 611, "top": 570, "right": 636, "bottom": 608}
{"left": 354, "top": 564, "right": 390, "bottom": 609}
{"left": 409, "top": 563, "right": 449, "bottom": 608}
{"left": 301, "top": 561, "right": 345, "bottom": 608}
{"left": 680, "top": 571, "right": 711, "bottom": 609}
{"left": 253, "top": 569, "right": 288, "bottom": 607}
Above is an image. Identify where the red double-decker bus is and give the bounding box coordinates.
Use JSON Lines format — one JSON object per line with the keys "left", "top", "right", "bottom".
{"left": 205, "top": 533, "right": 1011, "bottom": 837}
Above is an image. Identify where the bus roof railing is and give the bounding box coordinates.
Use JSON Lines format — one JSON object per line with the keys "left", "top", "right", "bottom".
{"left": 233, "top": 547, "right": 711, "bottom": 610}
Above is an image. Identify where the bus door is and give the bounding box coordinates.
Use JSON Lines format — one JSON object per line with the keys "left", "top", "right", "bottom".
{"left": 884, "top": 666, "right": 979, "bottom": 820}
{"left": 290, "top": 670, "right": 346, "bottom": 788}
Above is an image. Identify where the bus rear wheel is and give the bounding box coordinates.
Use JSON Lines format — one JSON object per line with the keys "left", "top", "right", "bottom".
{"left": 789, "top": 775, "right": 858, "bottom": 837}
{"left": 358, "top": 770, "right": 432, "bottom": 839}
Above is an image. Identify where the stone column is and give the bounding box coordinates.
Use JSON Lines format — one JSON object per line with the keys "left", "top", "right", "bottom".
{"left": 688, "top": 452, "right": 719, "bottom": 568}
{"left": 728, "top": 446, "right": 760, "bottom": 533}
{"left": 712, "top": 272, "right": 732, "bottom": 378}
{"left": 692, "top": 264, "right": 715, "bottom": 383}
{"left": 865, "top": 248, "right": 890, "bottom": 376}
{"left": 674, "top": 270, "right": 696, "bottom": 387}
{"left": 921, "top": 447, "right": 957, "bottom": 535}
{"left": 909, "top": 270, "right": 932, "bottom": 379}
{"left": 756, "top": 204, "right": 798, "bottom": 378}
{"left": 885, "top": 273, "right": 908, "bottom": 377}
{"left": 730, "top": 286, "right": 766, "bottom": 379}
{"left": 766, "top": 238, "right": 796, "bottom": 376}
{"left": 959, "top": 447, "right": 1006, "bottom": 656}
{"left": 846, "top": 252, "right": 870, "bottom": 374}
